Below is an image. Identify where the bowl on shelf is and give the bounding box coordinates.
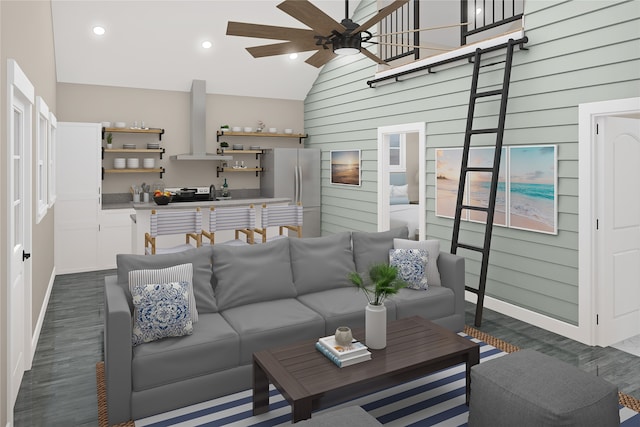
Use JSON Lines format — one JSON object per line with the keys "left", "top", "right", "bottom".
{"left": 126, "top": 158, "right": 139, "bottom": 169}
{"left": 114, "top": 122, "right": 127, "bottom": 128}
{"left": 249, "top": 145, "right": 261, "bottom": 150}
{"left": 153, "top": 195, "right": 172, "bottom": 205}
{"left": 284, "top": 128, "right": 293, "bottom": 134}
{"left": 101, "top": 121, "right": 112, "bottom": 128}
{"left": 232, "top": 126, "right": 242, "bottom": 132}
{"left": 113, "top": 158, "right": 126, "bottom": 169}
{"left": 268, "top": 128, "right": 277, "bottom": 133}
{"left": 232, "top": 144, "right": 244, "bottom": 150}
{"left": 244, "top": 127, "right": 253, "bottom": 132}
{"left": 143, "top": 158, "right": 155, "bottom": 169}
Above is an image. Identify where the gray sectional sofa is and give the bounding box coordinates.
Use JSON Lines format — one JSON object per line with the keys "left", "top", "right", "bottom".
{"left": 104, "top": 227, "right": 466, "bottom": 424}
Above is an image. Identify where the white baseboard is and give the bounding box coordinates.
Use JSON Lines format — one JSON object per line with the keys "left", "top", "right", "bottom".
{"left": 30, "top": 267, "right": 56, "bottom": 366}
{"left": 465, "top": 291, "right": 591, "bottom": 345}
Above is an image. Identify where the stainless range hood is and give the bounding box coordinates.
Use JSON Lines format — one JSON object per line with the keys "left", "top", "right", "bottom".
{"left": 170, "top": 80, "right": 232, "bottom": 161}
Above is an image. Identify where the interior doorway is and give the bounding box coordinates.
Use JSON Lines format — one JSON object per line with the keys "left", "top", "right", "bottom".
{"left": 6, "top": 59, "right": 34, "bottom": 421}
{"left": 578, "top": 97, "right": 640, "bottom": 347}
{"left": 377, "top": 123, "right": 426, "bottom": 240}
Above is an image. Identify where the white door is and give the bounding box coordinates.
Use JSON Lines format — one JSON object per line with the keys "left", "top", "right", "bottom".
{"left": 596, "top": 116, "right": 640, "bottom": 346}
{"left": 7, "top": 59, "right": 34, "bottom": 416}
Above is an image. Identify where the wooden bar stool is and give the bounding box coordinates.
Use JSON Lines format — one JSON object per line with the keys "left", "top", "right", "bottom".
{"left": 254, "top": 202, "right": 303, "bottom": 243}
{"left": 202, "top": 205, "right": 256, "bottom": 245}
{"left": 145, "top": 208, "right": 202, "bottom": 255}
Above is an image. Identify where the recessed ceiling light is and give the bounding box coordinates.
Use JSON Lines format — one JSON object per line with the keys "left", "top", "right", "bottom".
{"left": 93, "top": 26, "right": 105, "bottom": 36}
{"left": 202, "top": 41, "right": 212, "bottom": 49}
{"left": 289, "top": 53, "right": 298, "bottom": 60}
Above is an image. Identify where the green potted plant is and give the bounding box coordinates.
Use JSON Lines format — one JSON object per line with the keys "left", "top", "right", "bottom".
{"left": 349, "top": 264, "right": 407, "bottom": 349}
{"left": 106, "top": 132, "right": 113, "bottom": 149}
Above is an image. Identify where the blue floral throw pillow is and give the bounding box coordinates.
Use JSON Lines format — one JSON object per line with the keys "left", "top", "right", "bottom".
{"left": 389, "top": 248, "right": 429, "bottom": 290}
{"left": 131, "top": 281, "right": 193, "bottom": 346}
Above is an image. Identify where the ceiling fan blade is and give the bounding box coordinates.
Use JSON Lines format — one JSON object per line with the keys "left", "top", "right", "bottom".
{"left": 277, "top": 0, "right": 346, "bottom": 36}
{"left": 354, "top": 0, "right": 409, "bottom": 33}
{"left": 227, "top": 21, "right": 316, "bottom": 42}
{"left": 360, "top": 48, "right": 388, "bottom": 65}
{"left": 305, "top": 49, "right": 336, "bottom": 68}
{"left": 246, "top": 41, "right": 321, "bottom": 58}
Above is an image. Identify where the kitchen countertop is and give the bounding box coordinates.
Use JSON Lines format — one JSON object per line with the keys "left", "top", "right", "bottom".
{"left": 131, "top": 197, "right": 292, "bottom": 210}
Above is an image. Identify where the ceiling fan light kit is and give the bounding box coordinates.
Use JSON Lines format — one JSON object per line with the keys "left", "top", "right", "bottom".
{"left": 226, "top": 0, "right": 409, "bottom": 67}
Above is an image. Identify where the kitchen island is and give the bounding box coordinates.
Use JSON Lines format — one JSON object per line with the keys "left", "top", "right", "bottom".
{"left": 131, "top": 197, "right": 291, "bottom": 254}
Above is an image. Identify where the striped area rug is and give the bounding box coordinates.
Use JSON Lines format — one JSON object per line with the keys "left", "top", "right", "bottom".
{"left": 132, "top": 333, "right": 640, "bottom": 427}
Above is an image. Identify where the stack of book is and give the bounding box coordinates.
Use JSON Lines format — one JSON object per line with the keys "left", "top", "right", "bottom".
{"left": 315, "top": 335, "right": 371, "bottom": 368}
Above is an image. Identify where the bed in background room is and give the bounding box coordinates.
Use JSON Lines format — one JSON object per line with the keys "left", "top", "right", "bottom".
{"left": 389, "top": 172, "right": 420, "bottom": 239}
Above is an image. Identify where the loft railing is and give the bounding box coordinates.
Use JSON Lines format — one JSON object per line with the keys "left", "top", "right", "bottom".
{"left": 461, "top": 0, "right": 524, "bottom": 45}
{"left": 378, "top": 0, "right": 524, "bottom": 63}
{"left": 378, "top": 1, "right": 420, "bottom": 62}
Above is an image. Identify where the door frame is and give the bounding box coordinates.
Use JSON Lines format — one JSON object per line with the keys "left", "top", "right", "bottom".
{"left": 377, "top": 122, "right": 426, "bottom": 239}
{"left": 6, "top": 58, "right": 34, "bottom": 421}
{"left": 578, "top": 97, "right": 640, "bottom": 346}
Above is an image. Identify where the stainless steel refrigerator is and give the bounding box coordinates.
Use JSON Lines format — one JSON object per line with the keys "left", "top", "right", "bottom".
{"left": 260, "top": 148, "right": 321, "bottom": 237}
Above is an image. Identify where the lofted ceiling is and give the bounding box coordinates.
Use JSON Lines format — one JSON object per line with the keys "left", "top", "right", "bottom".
{"left": 51, "top": 0, "right": 360, "bottom": 101}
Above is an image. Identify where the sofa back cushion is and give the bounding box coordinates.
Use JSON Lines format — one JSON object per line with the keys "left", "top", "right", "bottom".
{"left": 212, "top": 238, "right": 297, "bottom": 311}
{"left": 290, "top": 232, "right": 355, "bottom": 295}
{"left": 116, "top": 245, "right": 218, "bottom": 313}
{"left": 352, "top": 227, "right": 409, "bottom": 274}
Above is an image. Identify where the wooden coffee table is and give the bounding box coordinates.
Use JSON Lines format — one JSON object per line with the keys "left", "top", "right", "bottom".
{"left": 252, "top": 316, "right": 480, "bottom": 423}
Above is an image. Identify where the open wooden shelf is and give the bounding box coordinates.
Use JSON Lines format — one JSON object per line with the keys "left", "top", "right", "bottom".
{"left": 216, "top": 167, "right": 262, "bottom": 178}
{"left": 102, "top": 167, "right": 165, "bottom": 179}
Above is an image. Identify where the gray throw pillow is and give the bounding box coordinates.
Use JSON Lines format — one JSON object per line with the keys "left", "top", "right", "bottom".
{"left": 352, "top": 227, "right": 409, "bottom": 274}
{"left": 289, "top": 232, "right": 355, "bottom": 295}
{"left": 116, "top": 245, "right": 218, "bottom": 313}
{"left": 212, "top": 238, "right": 297, "bottom": 311}
{"left": 393, "top": 238, "right": 441, "bottom": 286}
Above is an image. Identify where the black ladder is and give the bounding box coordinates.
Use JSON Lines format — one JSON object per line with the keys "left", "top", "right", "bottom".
{"left": 451, "top": 39, "right": 520, "bottom": 327}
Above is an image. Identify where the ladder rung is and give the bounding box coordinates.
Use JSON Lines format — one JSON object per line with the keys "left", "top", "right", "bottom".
{"left": 461, "top": 205, "right": 489, "bottom": 212}
{"left": 454, "top": 243, "right": 486, "bottom": 253}
{"left": 465, "top": 166, "right": 494, "bottom": 173}
{"left": 469, "top": 128, "right": 499, "bottom": 134}
{"left": 473, "top": 89, "right": 503, "bottom": 99}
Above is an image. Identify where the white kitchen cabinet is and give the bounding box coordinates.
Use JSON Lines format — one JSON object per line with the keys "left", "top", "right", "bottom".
{"left": 98, "top": 208, "right": 134, "bottom": 269}
{"left": 55, "top": 122, "right": 102, "bottom": 274}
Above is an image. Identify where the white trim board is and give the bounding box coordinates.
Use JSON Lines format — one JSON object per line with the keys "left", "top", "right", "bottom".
{"left": 31, "top": 268, "right": 55, "bottom": 362}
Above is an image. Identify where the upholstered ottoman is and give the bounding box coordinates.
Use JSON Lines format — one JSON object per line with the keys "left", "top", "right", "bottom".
{"left": 468, "top": 349, "right": 619, "bottom": 426}
{"left": 295, "top": 406, "right": 382, "bottom": 426}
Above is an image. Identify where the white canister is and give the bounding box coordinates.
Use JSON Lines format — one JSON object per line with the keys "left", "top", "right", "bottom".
{"left": 127, "top": 158, "right": 139, "bottom": 169}
{"left": 143, "top": 192, "right": 150, "bottom": 203}
{"left": 365, "top": 303, "right": 387, "bottom": 350}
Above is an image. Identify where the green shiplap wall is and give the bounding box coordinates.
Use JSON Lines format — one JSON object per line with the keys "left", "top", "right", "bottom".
{"left": 304, "top": 0, "right": 640, "bottom": 325}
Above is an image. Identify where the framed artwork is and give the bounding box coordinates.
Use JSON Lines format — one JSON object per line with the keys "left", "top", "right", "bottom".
{"left": 508, "top": 145, "right": 557, "bottom": 234}
{"left": 436, "top": 145, "right": 557, "bottom": 235}
{"left": 330, "top": 149, "right": 361, "bottom": 186}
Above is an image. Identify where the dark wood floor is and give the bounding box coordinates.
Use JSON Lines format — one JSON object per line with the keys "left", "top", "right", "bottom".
{"left": 13, "top": 270, "right": 640, "bottom": 425}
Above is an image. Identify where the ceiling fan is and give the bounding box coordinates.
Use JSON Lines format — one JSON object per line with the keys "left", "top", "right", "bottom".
{"left": 226, "top": 0, "right": 409, "bottom": 68}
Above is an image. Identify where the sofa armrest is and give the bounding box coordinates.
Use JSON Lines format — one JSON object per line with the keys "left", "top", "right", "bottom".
{"left": 437, "top": 252, "right": 465, "bottom": 323}
{"left": 104, "top": 275, "right": 133, "bottom": 424}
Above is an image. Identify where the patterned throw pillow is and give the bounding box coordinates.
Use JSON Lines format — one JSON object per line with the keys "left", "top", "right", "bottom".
{"left": 129, "top": 263, "right": 198, "bottom": 323}
{"left": 131, "top": 281, "right": 193, "bottom": 346}
{"left": 389, "top": 248, "right": 429, "bottom": 290}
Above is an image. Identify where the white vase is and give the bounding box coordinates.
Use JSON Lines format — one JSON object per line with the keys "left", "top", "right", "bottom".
{"left": 365, "top": 303, "right": 387, "bottom": 349}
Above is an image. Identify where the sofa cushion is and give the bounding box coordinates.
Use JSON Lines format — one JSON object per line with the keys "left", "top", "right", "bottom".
{"left": 290, "top": 232, "right": 355, "bottom": 295}
{"left": 131, "top": 281, "right": 193, "bottom": 346}
{"left": 221, "top": 298, "right": 325, "bottom": 364}
{"left": 352, "top": 227, "right": 408, "bottom": 274}
{"left": 297, "top": 288, "right": 397, "bottom": 335}
{"left": 132, "top": 313, "right": 239, "bottom": 392}
{"left": 389, "top": 248, "right": 429, "bottom": 290}
{"left": 394, "top": 238, "right": 441, "bottom": 286}
{"left": 129, "top": 263, "right": 198, "bottom": 323}
{"left": 212, "top": 238, "right": 297, "bottom": 311}
{"left": 117, "top": 245, "right": 218, "bottom": 313}
{"left": 389, "top": 286, "right": 455, "bottom": 321}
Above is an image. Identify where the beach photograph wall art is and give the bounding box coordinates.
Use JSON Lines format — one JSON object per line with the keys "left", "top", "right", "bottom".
{"left": 330, "top": 149, "right": 361, "bottom": 186}
{"left": 509, "top": 145, "right": 557, "bottom": 234}
{"left": 436, "top": 145, "right": 557, "bottom": 234}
